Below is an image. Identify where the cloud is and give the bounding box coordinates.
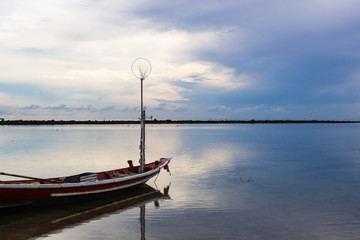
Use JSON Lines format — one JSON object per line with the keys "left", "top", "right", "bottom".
{"left": 0, "top": 1, "right": 251, "bottom": 108}
{"left": 0, "top": 1, "right": 251, "bottom": 122}
{"left": 153, "top": 102, "right": 187, "bottom": 112}
{"left": 18, "top": 48, "right": 47, "bottom": 56}
{"left": 23, "top": 104, "right": 41, "bottom": 110}
{"left": 314, "top": 72, "right": 360, "bottom": 103}
{"left": 168, "top": 61, "right": 253, "bottom": 92}
{"left": 0, "top": 105, "right": 16, "bottom": 116}
{"left": 0, "top": 0, "right": 360, "bottom": 120}
{"left": 0, "top": 103, "right": 128, "bottom": 120}
{"left": 208, "top": 105, "right": 231, "bottom": 112}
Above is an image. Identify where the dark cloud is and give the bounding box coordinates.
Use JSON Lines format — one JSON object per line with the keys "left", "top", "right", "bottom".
{"left": 23, "top": 105, "right": 41, "bottom": 110}
{"left": 45, "top": 104, "right": 68, "bottom": 110}
{"left": 153, "top": 102, "right": 187, "bottom": 112}
{"left": 208, "top": 105, "right": 231, "bottom": 112}
{"left": 100, "top": 106, "right": 115, "bottom": 111}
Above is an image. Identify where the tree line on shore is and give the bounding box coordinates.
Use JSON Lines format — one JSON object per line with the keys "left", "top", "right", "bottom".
{"left": 0, "top": 119, "right": 359, "bottom": 125}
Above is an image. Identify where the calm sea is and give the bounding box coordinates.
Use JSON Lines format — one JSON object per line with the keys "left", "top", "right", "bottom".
{"left": 0, "top": 124, "right": 360, "bottom": 240}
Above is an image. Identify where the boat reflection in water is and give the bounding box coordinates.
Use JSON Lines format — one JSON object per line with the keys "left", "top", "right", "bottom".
{"left": 0, "top": 184, "right": 170, "bottom": 240}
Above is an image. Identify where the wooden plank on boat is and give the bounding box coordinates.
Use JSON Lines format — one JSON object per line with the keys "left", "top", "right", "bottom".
{"left": 79, "top": 174, "right": 97, "bottom": 182}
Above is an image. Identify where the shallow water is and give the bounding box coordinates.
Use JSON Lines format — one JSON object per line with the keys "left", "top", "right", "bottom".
{"left": 1, "top": 124, "right": 360, "bottom": 239}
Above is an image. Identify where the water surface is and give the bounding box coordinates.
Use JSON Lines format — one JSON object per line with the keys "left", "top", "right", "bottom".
{"left": 1, "top": 124, "right": 360, "bottom": 239}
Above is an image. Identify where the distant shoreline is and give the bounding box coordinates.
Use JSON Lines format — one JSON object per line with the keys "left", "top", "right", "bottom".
{"left": 1, "top": 119, "right": 360, "bottom": 125}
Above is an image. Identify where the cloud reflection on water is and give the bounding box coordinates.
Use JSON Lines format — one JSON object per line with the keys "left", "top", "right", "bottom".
{"left": 1, "top": 124, "right": 360, "bottom": 239}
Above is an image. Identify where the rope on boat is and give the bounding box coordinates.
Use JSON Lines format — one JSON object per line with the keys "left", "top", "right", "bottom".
{"left": 153, "top": 171, "right": 160, "bottom": 183}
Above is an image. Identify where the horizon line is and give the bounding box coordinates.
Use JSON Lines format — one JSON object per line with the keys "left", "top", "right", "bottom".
{"left": 1, "top": 119, "right": 360, "bottom": 125}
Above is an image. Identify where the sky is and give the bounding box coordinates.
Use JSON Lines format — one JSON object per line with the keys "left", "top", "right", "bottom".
{"left": 0, "top": 0, "right": 360, "bottom": 120}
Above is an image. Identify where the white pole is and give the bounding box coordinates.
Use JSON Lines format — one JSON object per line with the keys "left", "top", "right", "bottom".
{"left": 139, "top": 77, "right": 145, "bottom": 173}
{"left": 131, "top": 58, "right": 151, "bottom": 174}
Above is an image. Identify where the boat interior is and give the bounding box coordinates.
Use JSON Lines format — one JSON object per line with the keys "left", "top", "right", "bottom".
{"left": 0, "top": 160, "right": 161, "bottom": 185}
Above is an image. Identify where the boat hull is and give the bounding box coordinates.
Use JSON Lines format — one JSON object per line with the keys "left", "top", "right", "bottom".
{"left": 0, "top": 171, "right": 158, "bottom": 202}
{"left": 0, "top": 158, "right": 170, "bottom": 204}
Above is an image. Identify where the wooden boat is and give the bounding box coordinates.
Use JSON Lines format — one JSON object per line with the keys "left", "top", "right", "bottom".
{"left": 0, "top": 158, "right": 170, "bottom": 204}
{"left": 0, "top": 58, "right": 171, "bottom": 205}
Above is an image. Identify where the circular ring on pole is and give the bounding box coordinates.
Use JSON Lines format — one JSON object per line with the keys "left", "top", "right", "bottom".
{"left": 131, "top": 58, "right": 152, "bottom": 80}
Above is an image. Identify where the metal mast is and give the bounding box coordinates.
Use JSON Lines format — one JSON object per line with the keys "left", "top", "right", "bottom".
{"left": 139, "top": 77, "right": 145, "bottom": 173}
{"left": 131, "top": 58, "right": 151, "bottom": 173}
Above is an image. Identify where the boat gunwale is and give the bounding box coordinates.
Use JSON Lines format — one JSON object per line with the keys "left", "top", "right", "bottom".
{"left": 0, "top": 160, "right": 169, "bottom": 189}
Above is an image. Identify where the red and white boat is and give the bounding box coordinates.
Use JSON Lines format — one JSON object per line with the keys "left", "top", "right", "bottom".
{"left": 0, "top": 58, "right": 171, "bottom": 206}
{"left": 0, "top": 158, "right": 171, "bottom": 204}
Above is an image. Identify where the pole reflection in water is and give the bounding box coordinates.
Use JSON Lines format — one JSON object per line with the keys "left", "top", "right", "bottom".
{"left": 0, "top": 184, "right": 171, "bottom": 240}
{"left": 140, "top": 204, "right": 146, "bottom": 240}
{"left": 139, "top": 184, "right": 171, "bottom": 240}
